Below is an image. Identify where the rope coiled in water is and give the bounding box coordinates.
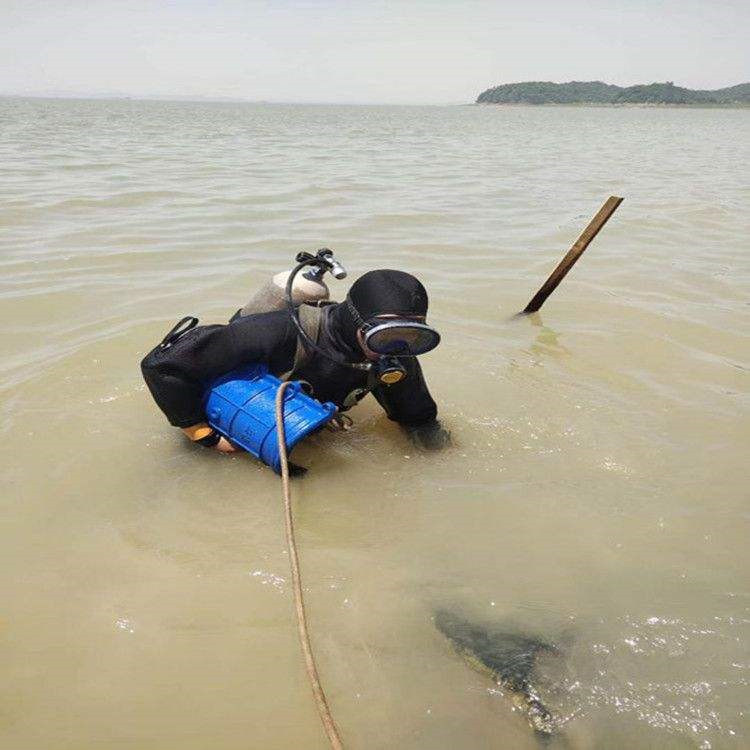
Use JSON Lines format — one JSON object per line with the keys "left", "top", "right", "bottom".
{"left": 275, "top": 381, "right": 344, "bottom": 749}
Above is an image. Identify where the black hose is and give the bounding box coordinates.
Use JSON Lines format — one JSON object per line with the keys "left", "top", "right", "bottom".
{"left": 284, "top": 259, "right": 370, "bottom": 373}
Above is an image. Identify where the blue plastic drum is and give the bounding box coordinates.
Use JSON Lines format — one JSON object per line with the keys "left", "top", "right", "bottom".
{"left": 204, "top": 364, "right": 337, "bottom": 473}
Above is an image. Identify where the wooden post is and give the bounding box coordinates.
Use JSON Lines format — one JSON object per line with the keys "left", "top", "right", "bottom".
{"left": 523, "top": 196, "right": 623, "bottom": 314}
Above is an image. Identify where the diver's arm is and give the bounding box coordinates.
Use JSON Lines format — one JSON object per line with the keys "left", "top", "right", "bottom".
{"left": 141, "top": 310, "right": 296, "bottom": 431}
{"left": 372, "top": 358, "right": 451, "bottom": 450}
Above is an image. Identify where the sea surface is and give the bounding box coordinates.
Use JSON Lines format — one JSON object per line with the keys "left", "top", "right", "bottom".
{"left": 1, "top": 98, "right": 748, "bottom": 749}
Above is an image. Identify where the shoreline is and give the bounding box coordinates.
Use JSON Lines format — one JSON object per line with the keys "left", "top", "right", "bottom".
{"left": 474, "top": 101, "right": 750, "bottom": 109}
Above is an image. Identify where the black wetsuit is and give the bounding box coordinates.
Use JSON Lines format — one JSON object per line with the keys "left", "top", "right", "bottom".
{"left": 141, "top": 268, "right": 449, "bottom": 454}
{"left": 141, "top": 305, "right": 437, "bottom": 430}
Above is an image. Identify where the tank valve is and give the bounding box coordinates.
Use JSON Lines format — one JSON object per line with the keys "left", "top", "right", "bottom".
{"left": 322, "top": 250, "right": 347, "bottom": 280}
{"left": 299, "top": 248, "right": 348, "bottom": 281}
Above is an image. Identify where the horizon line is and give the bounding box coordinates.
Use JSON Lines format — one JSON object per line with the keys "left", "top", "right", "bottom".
{"left": 0, "top": 92, "right": 468, "bottom": 107}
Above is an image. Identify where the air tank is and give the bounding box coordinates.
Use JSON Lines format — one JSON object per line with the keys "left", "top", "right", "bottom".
{"left": 240, "top": 269, "right": 330, "bottom": 317}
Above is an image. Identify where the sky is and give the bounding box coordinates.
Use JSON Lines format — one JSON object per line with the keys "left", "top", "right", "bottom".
{"left": 1, "top": 0, "right": 748, "bottom": 104}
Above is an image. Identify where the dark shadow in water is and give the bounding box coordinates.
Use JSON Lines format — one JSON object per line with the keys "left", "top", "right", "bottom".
{"left": 434, "top": 609, "right": 570, "bottom": 744}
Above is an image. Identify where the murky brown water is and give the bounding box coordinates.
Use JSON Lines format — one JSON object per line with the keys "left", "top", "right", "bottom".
{"left": 1, "top": 98, "right": 749, "bottom": 749}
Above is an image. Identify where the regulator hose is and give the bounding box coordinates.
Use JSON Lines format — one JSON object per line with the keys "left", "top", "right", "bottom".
{"left": 284, "top": 256, "right": 370, "bottom": 373}
{"left": 275, "top": 381, "right": 344, "bottom": 749}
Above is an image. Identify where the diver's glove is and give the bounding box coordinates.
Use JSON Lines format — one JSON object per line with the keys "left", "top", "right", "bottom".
{"left": 404, "top": 419, "right": 452, "bottom": 451}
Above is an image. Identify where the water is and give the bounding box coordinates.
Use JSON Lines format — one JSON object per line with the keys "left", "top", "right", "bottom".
{"left": 1, "top": 97, "right": 748, "bottom": 749}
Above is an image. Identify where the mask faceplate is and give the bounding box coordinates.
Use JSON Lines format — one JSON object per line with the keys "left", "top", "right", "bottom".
{"left": 363, "top": 319, "right": 441, "bottom": 356}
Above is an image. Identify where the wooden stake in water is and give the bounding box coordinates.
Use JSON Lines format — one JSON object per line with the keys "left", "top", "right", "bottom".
{"left": 523, "top": 196, "right": 623, "bottom": 314}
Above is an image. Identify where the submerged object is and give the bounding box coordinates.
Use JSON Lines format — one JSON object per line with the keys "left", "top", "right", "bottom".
{"left": 204, "top": 364, "right": 336, "bottom": 473}
{"left": 434, "top": 610, "right": 560, "bottom": 737}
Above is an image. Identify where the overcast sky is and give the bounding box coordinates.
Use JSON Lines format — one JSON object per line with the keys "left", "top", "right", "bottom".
{"left": 1, "top": 0, "right": 748, "bottom": 104}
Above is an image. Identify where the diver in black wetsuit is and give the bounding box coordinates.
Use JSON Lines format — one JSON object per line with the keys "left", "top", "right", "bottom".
{"left": 141, "top": 269, "right": 450, "bottom": 465}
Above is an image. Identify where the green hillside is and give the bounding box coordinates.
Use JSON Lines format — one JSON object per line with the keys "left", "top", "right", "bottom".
{"left": 476, "top": 81, "right": 750, "bottom": 105}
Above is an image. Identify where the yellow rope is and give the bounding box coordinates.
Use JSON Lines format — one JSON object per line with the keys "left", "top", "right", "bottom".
{"left": 275, "top": 381, "right": 344, "bottom": 750}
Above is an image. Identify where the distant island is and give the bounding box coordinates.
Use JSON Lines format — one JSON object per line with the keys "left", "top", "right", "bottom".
{"left": 475, "top": 81, "right": 750, "bottom": 106}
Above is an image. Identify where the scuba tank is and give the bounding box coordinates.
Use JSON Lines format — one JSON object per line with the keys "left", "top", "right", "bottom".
{"left": 239, "top": 248, "right": 347, "bottom": 315}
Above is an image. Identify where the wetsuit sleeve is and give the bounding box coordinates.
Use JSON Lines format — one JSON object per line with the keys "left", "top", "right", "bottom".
{"left": 140, "top": 310, "right": 297, "bottom": 427}
{"left": 371, "top": 357, "right": 438, "bottom": 427}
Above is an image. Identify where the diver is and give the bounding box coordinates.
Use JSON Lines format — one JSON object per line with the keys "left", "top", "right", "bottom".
{"left": 141, "top": 267, "right": 450, "bottom": 470}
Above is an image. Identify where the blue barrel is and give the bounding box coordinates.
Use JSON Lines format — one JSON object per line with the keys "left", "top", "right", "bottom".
{"left": 204, "top": 364, "right": 337, "bottom": 473}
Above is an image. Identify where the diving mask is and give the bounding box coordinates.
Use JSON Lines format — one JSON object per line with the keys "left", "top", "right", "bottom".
{"left": 361, "top": 318, "right": 441, "bottom": 356}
